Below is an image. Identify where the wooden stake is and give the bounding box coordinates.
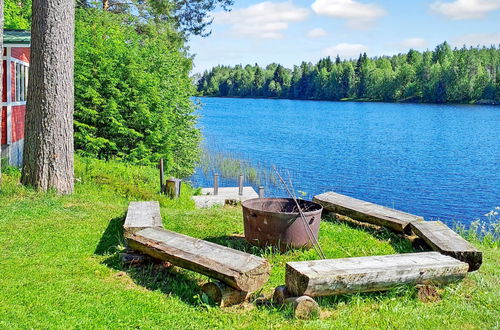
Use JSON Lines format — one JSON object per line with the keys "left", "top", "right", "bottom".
{"left": 159, "top": 158, "right": 165, "bottom": 194}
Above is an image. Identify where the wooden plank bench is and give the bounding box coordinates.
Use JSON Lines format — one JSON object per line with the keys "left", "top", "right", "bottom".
{"left": 313, "top": 191, "right": 423, "bottom": 232}
{"left": 126, "top": 227, "right": 271, "bottom": 293}
{"left": 411, "top": 221, "right": 482, "bottom": 271}
{"left": 123, "top": 201, "right": 163, "bottom": 234}
{"left": 285, "top": 252, "right": 468, "bottom": 297}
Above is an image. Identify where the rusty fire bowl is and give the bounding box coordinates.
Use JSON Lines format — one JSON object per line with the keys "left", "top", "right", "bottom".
{"left": 242, "top": 198, "right": 323, "bottom": 251}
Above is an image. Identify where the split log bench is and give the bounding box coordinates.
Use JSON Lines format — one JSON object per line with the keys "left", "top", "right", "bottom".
{"left": 126, "top": 227, "right": 271, "bottom": 299}
{"left": 313, "top": 191, "right": 423, "bottom": 232}
{"left": 285, "top": 252, "right": 468, "bottom": 297}
{"left": 411, "top": 221, "right": 482, "bottom": 271}
{"left": 124, "top": 201, "right": 163, "bottom": 234}
{"left": 123, "top": 201, "right": 271, "bottom": 306}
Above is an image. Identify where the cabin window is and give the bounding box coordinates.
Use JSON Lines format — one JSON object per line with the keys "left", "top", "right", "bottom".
{"left": 14, "top": 62, "right": 29, "bottom": 103}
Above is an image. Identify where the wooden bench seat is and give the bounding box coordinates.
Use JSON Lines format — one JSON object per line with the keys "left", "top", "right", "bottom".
{"left": 313, "top": 191, "right": 423, "bottom": 232}
{"left": 126, "top": 227, "right": 271, "bottom": 292}
{"left": 123, "top": 201, "right": 163, "bottom": 234}
{"left": 285, "top": 252, "right": 468, "bottom": 297}
{"left": 411, "top": 221, "right": 482, "bottom": 271}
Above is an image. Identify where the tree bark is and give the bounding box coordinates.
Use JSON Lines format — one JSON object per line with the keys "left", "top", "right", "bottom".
{"left": 21, "top": 0, "right": 75, "bottom": 194}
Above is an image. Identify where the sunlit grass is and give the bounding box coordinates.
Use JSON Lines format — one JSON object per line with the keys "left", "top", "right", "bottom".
{"left": 0, "top": 157, "right": 498, "bottom": 329}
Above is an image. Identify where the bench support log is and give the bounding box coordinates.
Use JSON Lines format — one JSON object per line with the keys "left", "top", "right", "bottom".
{"left": 285, "top": 296, "right": 320, "bottom": 319}
{"left": 202, "top": 281, "right": 249, "bottom": 307}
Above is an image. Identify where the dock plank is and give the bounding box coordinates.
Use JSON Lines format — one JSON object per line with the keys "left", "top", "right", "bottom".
{"left": 123, "top": 201, "right": 163, "bottom": 234}
{"left": 410, "top": 221, "right": 482, "bottom": 271}
{"left": 286, "top": 252, "right": 468, "bottom": 297}
{"left": 313, "top": 191, "right": 423, "bottom": 232}
{"left": 126, "top": 227, "right": 271, "bottom": 292}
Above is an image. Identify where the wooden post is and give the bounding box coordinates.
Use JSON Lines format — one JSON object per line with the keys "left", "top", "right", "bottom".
{"left": 238, "top": 174, "right": 244, "bottom": 196}
{"left": 166, "top": 178, "right": 182, "bottom": 199}
{"left": 214, "top": 173, "right": 219, "bottom": 195}
{"left": 258, "top": 186, "right": 265, "bottom": 198}
{"left": 159, "top": 158, "right": 165, "bottom": 194}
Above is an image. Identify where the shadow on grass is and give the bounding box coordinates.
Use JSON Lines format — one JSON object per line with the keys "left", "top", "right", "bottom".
{"left": 95, "top": 215, "right": 201, "bottom": 306}
{"left": 204, "top": 234, "right": 283, "bottom": 256}
{"left": 315, "top": 284, "right": 419, "bottom": 308}
{"left": 323, "top": 213, "right": 427, "bottom": 254}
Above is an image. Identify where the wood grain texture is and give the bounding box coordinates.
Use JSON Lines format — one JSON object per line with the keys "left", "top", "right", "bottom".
{"left": 313, "top": 191, "right": 423, "bottom": 232}
{"left": 123, "top": 201, "right": 163, "bottom": 234}
{"left": 127, "top": 227, "right": 271, "bottom": 292}
{"left": 286, "top": 252, "right": 468, "bottom": 297}
{"left": 411, "top": 221, "right": 482, "bottom": 271}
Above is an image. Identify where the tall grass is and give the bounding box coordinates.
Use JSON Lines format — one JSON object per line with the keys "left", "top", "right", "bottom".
{"left": 455, "top": 207, "right": 500, "bottom": 244}
{"left": 198, "top": 146, "right": 278, "bottom": 188}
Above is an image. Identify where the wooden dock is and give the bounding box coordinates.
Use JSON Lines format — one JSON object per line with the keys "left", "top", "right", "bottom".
{"left": 192, "top": 187, "right": 258, "bottom": 208}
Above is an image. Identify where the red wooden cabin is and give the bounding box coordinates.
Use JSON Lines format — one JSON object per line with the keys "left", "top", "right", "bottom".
{"left": 1, "top": 30, "right": 30, "bottom": 167}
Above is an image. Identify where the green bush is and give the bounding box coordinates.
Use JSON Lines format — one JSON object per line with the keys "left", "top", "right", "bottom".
{"left": 74, "top": 9, "right": 200, "bottom": 177}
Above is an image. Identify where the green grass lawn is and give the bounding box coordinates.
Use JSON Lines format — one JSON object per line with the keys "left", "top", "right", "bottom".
{"left": 0, "top": 157, "right": 498, "bottom": 329}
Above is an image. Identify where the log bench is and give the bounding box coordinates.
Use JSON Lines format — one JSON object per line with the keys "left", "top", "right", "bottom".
{"left": 411, "top": 221, "right": 482, "bottom": 271}
{"left": 313, "top": 191, "right": 423, "bottom": 232}
{"left": 126, "top": 227, "right": 271, "bottom": 293}
{"left": 123, "top": 201, "right": 163, "bottom": 234}
{"left": 285, "top": 252, "right": 468, "bottom": 297}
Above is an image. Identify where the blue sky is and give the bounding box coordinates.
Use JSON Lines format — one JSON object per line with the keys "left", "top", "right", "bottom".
{"left": 188, "top": 0, "right": 500, "bottom": 73}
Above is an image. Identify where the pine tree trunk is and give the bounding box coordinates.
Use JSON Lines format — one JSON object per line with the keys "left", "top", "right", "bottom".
{"left": 21, "top": 0, "right": 75, "bottom": 194}
{"left": 0, "top": 0, "right": 3, "bottom": 185}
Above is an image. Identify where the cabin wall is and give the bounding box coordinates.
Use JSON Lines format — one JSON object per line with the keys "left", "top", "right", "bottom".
{"left": 1, "top": 46, "right": 29, "bottom": 167}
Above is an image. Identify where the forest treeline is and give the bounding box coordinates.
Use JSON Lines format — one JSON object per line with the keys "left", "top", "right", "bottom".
{"left": 197, "top": 43, "right": 499, "bottom": 104}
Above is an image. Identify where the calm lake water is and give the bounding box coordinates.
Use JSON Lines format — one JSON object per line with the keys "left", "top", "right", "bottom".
{"left": 190, "top": 97, "right": 499, "bottom": 227}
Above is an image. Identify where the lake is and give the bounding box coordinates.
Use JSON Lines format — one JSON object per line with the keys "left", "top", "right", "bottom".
{"left": 190, "top": 97, "right": 499, "bottom": 227}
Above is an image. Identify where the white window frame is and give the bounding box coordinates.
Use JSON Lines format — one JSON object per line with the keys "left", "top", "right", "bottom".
{"left": 14, "top": 61, "right": 29, "bottom": 103}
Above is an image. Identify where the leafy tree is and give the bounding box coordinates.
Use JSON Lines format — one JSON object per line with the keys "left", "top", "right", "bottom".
{"left": 74, "top": 9, "right": 200, "bottom": 176}
{"left": 4, "top": 0, "right": 31, "bottom": 29}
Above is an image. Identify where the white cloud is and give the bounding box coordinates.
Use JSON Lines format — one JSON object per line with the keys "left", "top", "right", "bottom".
{"left": 452, "top": 32, "right": 500, "bottom": 46}
{"left": 323, "top": 43, "right": 368, "bottom": 58}
{"left": 311, "top": 0, "right": 387, "bottom": 29}
{"left": 399, "top": 38, "right": 428, "bottom": 49}
{"left": 430, "top": 0, "right": 500, "bottom": 20}
{"left": 307, "top": 28, "right": 328, "bottom": 38}
{"left": 214, "top": 2, "right": 309, "bottom": 40}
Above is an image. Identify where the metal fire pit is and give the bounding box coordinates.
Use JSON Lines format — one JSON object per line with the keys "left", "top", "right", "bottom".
{"left": 242, "top": 198, "right": 323, "bottom": 251}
